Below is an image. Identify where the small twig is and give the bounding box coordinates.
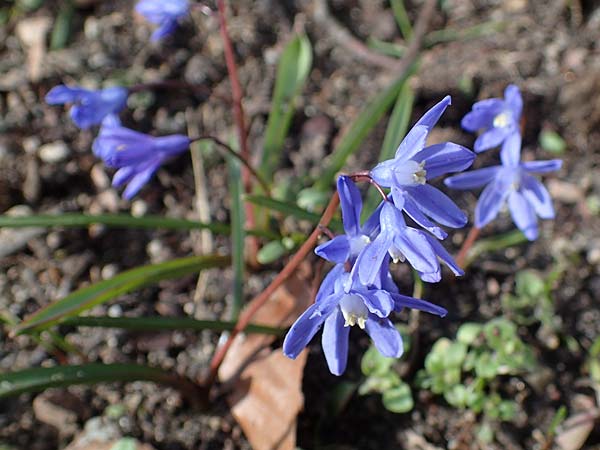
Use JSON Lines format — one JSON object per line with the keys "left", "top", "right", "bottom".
{"left": 318, "top": 224, "right": 336, "bottom": 240}
{"left": 203, "top": 191, "right": 341, "bottom": 388}
{"left": 191, "top": 136, "right": 270, "bottom": 195}
{"left": 456, "top": 226, "right": 481, "bottom": 268}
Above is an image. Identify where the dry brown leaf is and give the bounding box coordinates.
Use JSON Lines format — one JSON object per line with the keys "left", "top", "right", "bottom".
{"left": 556, "top": 395, "right": 597, "bottom": 450}
{"left": 219, "top": 262, "right": 313, "bottom": 450}
{"left": 15, "top": 17, "right": 52, "bottom": 82}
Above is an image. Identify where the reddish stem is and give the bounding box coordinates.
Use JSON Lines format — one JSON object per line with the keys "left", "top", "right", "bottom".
{"left": 203, "top": 191, "right": 341, "bottom": 387}
{"left": 455, "top": 226, "right": 481, "bottom": 268}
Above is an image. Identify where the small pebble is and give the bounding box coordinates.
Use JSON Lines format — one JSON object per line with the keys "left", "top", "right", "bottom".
{"left": 39, "top": 141, "right": 70, "bottom": 163}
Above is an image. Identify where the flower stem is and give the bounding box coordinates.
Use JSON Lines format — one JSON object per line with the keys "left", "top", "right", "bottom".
{"left": 455, "top": 226, "right": 481, "bottom": 269}
{"left": 202, "top": 191, "right": 341, "bottom": 388}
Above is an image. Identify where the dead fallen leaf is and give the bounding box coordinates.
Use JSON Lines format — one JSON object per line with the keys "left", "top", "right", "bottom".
{"left": 219, "top": 262, "right": 313, "bottom": 450}
{"left": 555, "top": 396, "right": 598, "bottom": 450}
{"left": 15, "top": 16, "right": 52, "bottom": 82}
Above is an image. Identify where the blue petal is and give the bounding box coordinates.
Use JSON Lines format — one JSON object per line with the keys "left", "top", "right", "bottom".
{"left": 521, "top": 174, "right": 554, "bottom": 219}
{"left": 474, "top": 176, "right": 511, "bottom": 227}
{"left": 358, "top": 290, "right": 394, "bottom": 318}
{"left": 521, "top": 160, "right": 563, "bottom": 174}
{"left": 151, "top": 19, "right": 179, "bottom": 41}
{"left": 424, "top": 234, "right": 464, "bottom": 277}
{"left": 508, "top": 190, "right": 538, "bottom": 240}
{"left": 356, "top": 232, "right": 393, "bottom": 287}
{"left": 121, "top": 158, "right": 162, "bottom": 199}
{"left": 283, "top": 303, "right": 328, "bottom": 359}
{"left": 444, "top": 166, "right": 501, "bottom": 190}
{"left": 414, "top": 95, "right": 451, "bottom": 130}
{"left": 391, "top": 293, "right": 447, "bottom": 317}
{"left": 369, "top": 159, "right": 397, "bottom": 187}
{"left": 315, "top": 235, "right": 350, "bottom": 264}
{"left": 500, "top": 132, "right": 522, "bottom": 168}
{"left": 315, "top": 264, "right": 345, "bottom": 303}
{"left": 412, "top": 142, "right": 476, "bottom": 179}
{"left": 404, "top": 184, "right": 467, "bottom": 228}
{"left": 45, "top": 85, "right": 85, "bottom": 104}
{"left": 322, "top": 309, "right": 350, "bottom": 376}
{"left": 461, "top": 104, "right": 498, "bottom": 132}
{"left": 111, "top": 166, "right": 137, "bottom": 187}
{"left": 362, "top": 201, "right": 383, "bottom": 238}
{"left": 364, "top": 317, "right": 403, "bottom": 358}
{"left": 392, "top": 227, "right": 439, "bottom": 274}
{"left": 472, "top": 98, "right": 504, "bottom": 113}
{"left": 474, "top": 126, "right": 511, "bottom": 152}
{"left": 418, "top": 269, "right": 441, "bottom": 283}
{"left": 504, "top": 84, "right": 523, "bottom": 119}
{"left": 397, "top": 190, "right": 447, "bottom": 239}
{"left": 337, "top": 175, "right": 362, "bottom": 236}
{"left": 395, "top": 124, "right": 429, "bottom": 161}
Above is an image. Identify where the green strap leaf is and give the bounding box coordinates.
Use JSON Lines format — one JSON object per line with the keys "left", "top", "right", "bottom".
{"left": 228, "top": 156, "right": 245, "bottom": 321}
{"left": 62, "top": 316, "right": 285, "bottom": 336}
{"left": 14, "top": 255, "right": 230, "bottom": 334}
{"left": 465, "top": 229, "right": 528, "bottom": 268}
{"left": 261, "top": 33, "right": 313, "bottom": 181}
{"left": 0, "top": 363, "right": 199, "bottom": 398}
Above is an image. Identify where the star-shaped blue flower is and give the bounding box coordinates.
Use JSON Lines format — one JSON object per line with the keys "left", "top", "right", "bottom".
{"left": 283, "top": 265, "right": 447, "bottom": 375}
{"left": 93, "top": 117, "right": 190, "bottom": 199}
{"left": 136, "top": 0, "right": 189, "bottom": 41}
{"left": 370, "top": 96, "right": 475, "bottom": 238}
{"left": 461, "top": 84, "right": 523, "bottom": 153}
{"left": 45, "top": 85, "right": 128, "bottom": 129}
{"left": 444, "top": 133, "right": 562, "bottom": 240}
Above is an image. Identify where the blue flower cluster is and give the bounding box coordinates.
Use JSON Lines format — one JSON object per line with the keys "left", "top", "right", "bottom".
{"left": 446, "top": 85, "right": 562, "bottom": 240}
{"left": 284, "top": 97, "right": 475, "bottom": 375}
{"left": 45, "top": 3, "right": 193, "bottom": 199}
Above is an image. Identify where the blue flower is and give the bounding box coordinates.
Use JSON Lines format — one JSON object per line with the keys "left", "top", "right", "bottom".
{"left": 135, "top": 0, "right": 189, "bottom": 41}
{"left": 461, "top": 84, "right": 523, "bottom": 153}
{"left": 315, "top": 176, "right": 380, "bottom": 264}
{"left": 445, "top": 133, "right": 562, "bottom": 240}
{"left": 45, "top": 85, "right": 128, "bottom": 129}
{"left": 370, "top": 96, "right": 475, "bottom": 237}
{"left": 93, "top": 117, "right": 190, "bottom": 199}
{"left": 355, "top": 201, "right": 463, "bottom": 284}
{"left": 283, "top": 265, "right": 447, "bottom": 375}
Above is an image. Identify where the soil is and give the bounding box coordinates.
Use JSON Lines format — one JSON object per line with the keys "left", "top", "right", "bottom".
{"left": 1, "top": 1, "right": 599, "bottom": 449}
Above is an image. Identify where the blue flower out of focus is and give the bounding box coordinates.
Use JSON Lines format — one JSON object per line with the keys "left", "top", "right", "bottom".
{"left": 93, "top": 117, "right": 190, "bottom": 199}
{"left": 445, "top": 133, "right": 562, "bottom": 240}
{"left": 45, "top": 85, "right": 128, "bottom": 129}
{"left": 136, "top": 0, "right": 189, "bottom": 41}
{"left": 370, "top": 96, "right": 476, "bottom": 238}
{"left": 461, "top": 84, "right": 523, "bottom": 153}
{"left": 283, "top": 265, "right": 447, "bottom": 375}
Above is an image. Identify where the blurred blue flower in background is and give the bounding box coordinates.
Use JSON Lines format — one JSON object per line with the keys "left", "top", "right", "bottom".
{"left": 45, "top": 85, "right": 128, "bottom": 129}
{"left": 136, "top": 0, "right": 189, "bottom": 41}
{"left": 461, "top": 84, "right": 523, "bottom": 153}
{"left": 445, "top": 133, "right": 562, "bottom": 240}
{"left": 93, "top": 117, "right": 190, "bottom": 199}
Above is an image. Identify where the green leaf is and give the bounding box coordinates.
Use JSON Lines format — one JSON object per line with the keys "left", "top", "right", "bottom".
{"left": 316, "top": 65, "right": 417, "bottom": 190}
{"left": 444, "top": 342, "right": 468, "bottom": 368}
{"left": 228, "top": 156, "right": 245, "bottom": 321}
{"left": 257, "top": 240, "right": 287, "bottom": 264}
{"left": 457, "top": 323, "right": 482, "bottom": 345}
{"left": 476, "top": 422, "right": 494, "bottom": 444}
{"left": 358, "top": 372, "right": 401, "bottom": 395}
{"left": 382, "top": 382, "right": 413, "bottom": 413}
{"left": 515, "top": 270, "right": 546, "bottom": 298}
{"left": 110, "top": 438, "right": 137, "bottom": 450}
{"left": 326, "top": 381, "right": 358, "bottom": 417}
{"left": 62, "top": 315, "right": 285, "bottom": 336}
{"left": 539, "top": 129, "right": 567, "bottom": 155}
{"left": 361, "top": 345, "right": 396, "bottom": 376}
{"left": 444, "top": 384, "right": 468, "bottom": 408}
{"left": 14, "top": 255, "right": 230, "bottom": 334}
{"left": 0, "top": 363, "right": 199, "bottom": 398}
{"left": 474, "top": 352, "right": 499, "bottom": 379}
{"left": 50, "top": 0, "right": 73, "bottom": 50}
{"left": 390, "top": 0, "right": 413, "bottom": 40}
{"left": 261, "top": 34, "right": 312, "bottom": 181}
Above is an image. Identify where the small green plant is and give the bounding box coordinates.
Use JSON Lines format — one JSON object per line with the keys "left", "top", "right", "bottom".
{"left": 416, "top": 318, "right": 536, "bottom": 443}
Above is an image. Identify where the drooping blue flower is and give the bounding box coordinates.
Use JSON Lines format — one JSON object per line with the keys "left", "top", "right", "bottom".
{"left": 283, "top": 265, "right": 447, "bottom": 375}
{"left": 355, "top": 201, "right": 463, "bottom": 284}
{"left": 315, "top": 176, "right": 380, "bottom": 265}
{"left": 93, "top": 117, "right": 190, "bottom": 199}
{"left": 135, "top": 0, "right": 189, "bottom": 41}
{"left": 370, "top": 96, "right": 475, "bottom": 237}
{"left": 461, "top": 84, "right": 523, "bottom": 153}
{"left": 444, "top": 133, "right": 562, "bottom": 240}
{"left": 45, "top": 85, "right": 128, "bottom": 129}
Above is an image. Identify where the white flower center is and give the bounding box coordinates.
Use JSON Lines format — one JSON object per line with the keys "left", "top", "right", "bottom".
{"left": 388, "top": 245, "right": 406, "bottom": 264}
{"left": 339, "top": 295, "right": 369, "bottom": 329}
{"left": 349, "top": 234, "right": 371, "bottom": 258}
{"left": 493, "top": 112, "right": 511, "bottom": 128}
{"left": 393, "top": 160, "right": 427, "bottom": 186}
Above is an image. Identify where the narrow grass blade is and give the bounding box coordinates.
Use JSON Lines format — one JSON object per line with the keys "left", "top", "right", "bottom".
{"left": 424, "top": 21, "right": 504, "bottom": 48}
{"left": 62, "top": 316, "right": 285, "bottom": 336}
{"left": 261, "top": 34, "right": 313, "bottom": 181}
{"left": 0, "top": 213, "right": 229, "bottom": 233}
{"left": 0, "top": 364, "right": 199, "bottom": 398}
{"left": 14, "top": 255, "right": 230, "bottom": 334}
{"left": 246, "top": 194, "right": 323, "bottom": 223}
{"left": 465, "top": 229, "right": 528, "bottom": 268}
{"left": 228, "top": 157, "right": 245, "bottom": 320}
{"left": 390, "top": 0, "right": 413, "bottom": 40}
{"left": 363, "top": 81, "right": 414, "bottom": 217}
{"left": 367, "top": 37, "right": 405, "bottom": 58}
{"left": 49, "top": 0, "right": 73, "bottom": 50}
{"left": 316, "top": 65, "right": 417, "bottom": 190}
